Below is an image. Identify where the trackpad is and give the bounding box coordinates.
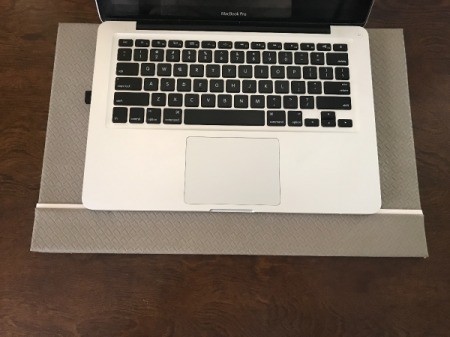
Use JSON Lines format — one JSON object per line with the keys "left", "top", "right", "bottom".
{"left": 184, "top": 137, "right": 280, "bottom": 206}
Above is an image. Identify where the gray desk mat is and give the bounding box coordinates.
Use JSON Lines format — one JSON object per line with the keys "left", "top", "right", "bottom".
{"left": 32, "top": 24, "right": 428, "bottom": 257}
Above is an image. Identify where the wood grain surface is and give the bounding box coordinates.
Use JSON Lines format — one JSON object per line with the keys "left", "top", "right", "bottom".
{"left": 1, "top": 1, "right": 449, "bottom": 336}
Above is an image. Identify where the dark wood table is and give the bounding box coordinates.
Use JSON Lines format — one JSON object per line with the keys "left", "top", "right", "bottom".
{"left": 1, "top": 1, "right": 449, "bottom": 336}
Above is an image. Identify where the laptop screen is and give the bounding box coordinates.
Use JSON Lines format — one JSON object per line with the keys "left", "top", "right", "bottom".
{"left": 97, "top": 0, "right": 374, "bottom": 26}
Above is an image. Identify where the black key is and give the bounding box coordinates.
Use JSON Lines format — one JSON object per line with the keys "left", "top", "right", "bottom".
{"left": 317, "top": 96, "right": 352, "bottom": 110}
{"left": 242, "top": 80, "right": 257, "bottom": 93}
{"left": 235, "top": 42, "right": 249, "bottom": 49}
{"left": 173, "top": 64, "right": 188, "bottom": 77}
{"left": 190, "top": 64, "right": 204, "bottom": 77}
{"left": 116, "top": 62, "right": 139, "bottom": 76}
{"left": 305, "top": 118, "right": 319, "bottom": 127}
{"left": 193, "top": 79, "right": 208, "bottom": 92}
{"left": 117, "top": 48, "right": 132, "bottom": 61}
{"left": 234, "top": 95, "right": 249, "bottom": 108}
{"left": 219, "top": 41, "right": 233, "bottom": 49}
{"left": 288, "top": 111, "right": 302, "bottom": 126}
{"left": 251, "top": 95, "right": 265, "bottom": 108}
{"left": 146, "top": 108, "right": 161, "bottom": 124}
{"left": 151, "top": 93, "right": 166, "bottom": 106}
{"left": 267, "top": 95, "right": 281, "bottom": 109}
{"left": 268, "top": 42, "right": 282, "bottom": 50}
{"left": 319, "top": 67, "right": 334, "bottom": 80}
{"left": 284, "top": 43, "right": 299, "bottom": 50}
{"left": 114, "top": 92, "right": 149, "bottom": 106}
{"left": 182, "top": 49, "right": 197, "bottom": 62}
{"left": 177, "top": 78, "right": 191, "bottom": 92}
{"left": 115, "top": 77, "right": 142, "bottom": 91}
{"left": 150, "top": 49, "right": 164, "bottom": 62}
{"left": 238, "top": 65, "right": 252, "bottom": 78}
{"left": 226, "top": 80, "right": 240, "bottom": 93}
{"left": 258, "top": 81, "right": 273, "bottom": 94}
{"left": 210, "top": 79, "right": 224, "bottom": 93}
{"left": 218, "top": 94, "right": 232, "bottom": 108}
{"left": 324, "top": 81, "right": 351, "bottom": 95}
{"left": 321, "top": 111, "right": 336, "bottom": 120}
{"left": 184, "top": 109, "right": 265, "bottom": 126}
{"left": 300, "top": 43, "right": 315, "bottom": 51}
{"left": 201, "top": 94, "right": 216, "bottom": 107}
{"left": 255, "top": 65, "right": 269, "bottom": 78}
{"left": 291, "top": 81, "right": 306, "bottom": 94}
{"left": 222, "top": 65, "right": 237, "bottom": 78}
{"left": 303, "top": 66, "right": 317, "bottom": 79}
{"left": 185, "top": 94, "right": 200, "bottom": 107}
{"left": 335, "top": 67, "right": 350, "bottom": 80}
{"left": 134, "top": 49, "right": 148, "bottom": 61}
{"left": 287, "top": 66, "right": 301, "bottom": 79}
{"left": 152, "top": 40, "right": 166, "bottom": 48}
{"left": 317, "top": 43, "right": 331, "bottom": 51}
{"left": 307, "top": 81, "right": 322, "bottom": 94}
{"left": 300, "top": 96, "right": 314, "bottom": 109}
{"left": 215, "top": 50, "right": 229, "bottom": 63}
{"left": 310, "top": 52, "right": 325, "bottom": 65}
{"left": 279, "top": 52, "right": 293, "bottom": 64}
{"left": 163, "top": 108, "right": 182, "bottom": 124}
{"left": 160, "top": 78, "right": 175, "bottom": 91}
{"left": 267, "top": 111, "right": 286, "bottom": 126}
{"left": 283, "top": 96, "right": 298, "bottom": 109}
{"left": 169, "top": 40, "right": 183, "bottom": 48}
{"left": 338, "top": 119, "right": 353, "bottom": 127}
{"left": 141, "top": 63, "right": 155, "bottom": 76}
{"left": 202, "top": 41, "right": 216, "bottom": 49}
{"left": 135, "top": 39, "right": 150, "bottom": 47}
{"left": 322, "top": 119, "right": 337, "bottom": 127}
{"left": 168, "top": 93, "right": 183, "bottom": 107}
{"left": 294, "top": 52, "right": 308, "bottom": 65}
{"left": 327, "top": 53, "right": 349, "bottom": 66}
{"left": 251, "top": 42, "right": 266, "bottom": 49}
{"left": 247, "top": 51, "right": 261, "bottom": 64}
{"left": 262, "top": 51, "right": 277, "bottom": 64}
{"left": 112, "top": 107, "right": 127, "bottom": 123}
{"left": 119, "top": 39, "right": 133, "bottom": 47}
{"left": 144, "top": 78, "right": 158, "bottom": 91}
{"left": 271, "top": 66, "right": 285, "bottom": 79}
{"left": 166, "top": 49, "right": 180, "bottom": 62}
{"left": 157, "top": 63, "right": 172, "bottom": 76}
{"left": 230, "top": 51, "right": 245, "bottom": 63}
{"left": 333, "top": 44, "right": 348, "bottom": 52}
{"left": 198, "top": 50, "right": 213, "bottom": 63}
{"left": 129, "top": 107, "right": 145, "bottom": 123}
{"left": 275, "top": 80, "right": 289, "bottom": 94}
{"left": 206, "top": 65, "right": 221, "bottom": 77}
{"left": 186, "top": 40, "right": 200, "bottom": 48}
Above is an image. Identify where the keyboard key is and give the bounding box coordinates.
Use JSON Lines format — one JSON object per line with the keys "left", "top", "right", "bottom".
{"left": 206, "top": 65, "right": 220, "bottom": 77}
{"left": 135, "top": 39, "right": 150, "bottom": 47}
{"left": 116, "top": 63, "right": 139, "bottom": 76}
{"left": 201, "top": 94, "right": 216, "bottom": 107}
{"left": 300, "top": 96, "right": 314, "bottom": 109}
{"left": 169, "top": 40, "right": 183, "bottom": 48}
{"left": 324, "top": 82, "right": 351, "bottom": 95}
{"left": 141, "top": 63, "right": 155, "bottom": 76}
{"left": 215, "top": 50, "right": 229, "bottom": 63}
{"left": 305, "top": 118, "right": 319, "bottom": 127}
{"left": 222, "top": 65, "right": 237, "bottom": 78}
{"left": 294, "top": 52, "right": 308, "bottom": 65}
{"left": 152, "top": 40, "right": 166, "bottom": 48}
{"left": 234, "top": 95, "right": 249, "bottom": 108}
{"left": 258, "top": 80, "right": 273, "bottom": 93}
{"left": 226, "top": 80, "right": 240, "bottom": 93}
{"left": 230, "top": 51, "right": 245, "bottom": 63}
{"left": 133, "top": 49, "right": 148, "bottom": 61}
{"left": 251, "top": 95, "right": 265, "bottom": 108}
{"left": 288, "top": 111, "right": 302, "bottom": 126}
{"left": 279, "top": 52, "right": 293, "bottom": 64}
{"left": 327, "top": 53, "right": 349, "bottom": 66}
{"left": 321, "top": 119, "right": 336, "bottom": 127}
{"left": 177, "top": 78, "right": 191, "bottom": 92}
{"left": 112, "top": 107, "right": 127, "bottom": 123}
{"left": 268, "top": 42, "right": 282, "bottom": 50}
{"left": 338, "top": 119, "right": 353, "bottom": 127}
{"left": 271, "top": 66, "right": 285, "bottom": 79}
{"left": 291, "top": 81, "right": 306, "bottom": 94}
{"left": 255, "top": 65, "right": 269, "bottom": 79}
{"left": 198, "top": 50, "right": 212, "bottom": 63}
{"left": 242, "top": 80, "right": 257, "bottom": 93}
{"left": 317, "top": 43, "right": 331, "bottom": 51}
{"left": 161, "top": 78, "right": 175, "bottom": 91}
{"left": 115, "top": 77, "right": 142, "bottom": 91}
{"left": 317, "top": 96, "right": 352, "bottom": 110}
{"left": 319, "top": 67, "right": 333, "bottom": 80}
{"left": 283, "top": 96, "right": 298, "bottom": 109}
{"left": 186, "top": 40, "right": 200, "bottom": 48}
{"left": 173, "top": 64, "right": 188, "bottom": 77}
{"left": 267, "top": 111, "right": 286, "bottom": 126}
{"left": 163, "top": 108, "right": 182, "bottom": 124}
{"left": 335, "top": 67, "right": 350, "bottom": 80}
{"left": 146, "top": 108, "right": 161, "bottom": 124}
{"left": 144, "top": 78, "right": 158, "bottom": 91}
{"left": 210, "top": 79, "right": 224, "bottom": 93}
{"left": 247, "top": 51, "right": 261, "bottom": 64}
{"left": 182, "top": 50, "right": 196, "bottom": 62}
{"left": 185, "top": 94, "right": 200, "bottom": 107}
{"left": 284, "top": 43, "right": 299, "bottom": 50}
{"left": 202, "top": 41, "right": 216, "bottom": 48}
{"left": 235, "top": 42, "right": 249, "bottom": 49}
{"left": 117, "top": 48, "right": 132, "bottom": 61}
{"left": 114, "top": 92, "right": 149, "bottom": 106}
{"left": 150, "top": 49, "right": 164, "bottom": 61}
{"left": 166, "top": 49, "right": 180, "bottom": 62}
{"left": 238, "top": 65, "right": 252, "bottom": 78}
{"left": 157, "top": 63, "right": 172, "bottom": 76}
{"left": 321, "top": 111, "right": 336, "bottom": 120}
{"left": 303, "top": 66, "right": 317, "bottom": 79}
{"left": 190, "top": 64, "right": 204, "bottom": 77}
{"left": 151, "top": 93, "right": 166, "bottom": 106}
{"left": 129, "top": 108, "right": 145, "bottom": 123}
{"left": 300, "top": 43, "right": 315, "bottom": 51}
{"left": 333, "top": 44, "right": 348, "bottom": 52}
{"left": 168, "top": 93, "right": 182, "bottom": 107}
{"left": 321, "top": 112, "right": 336, "bottom": 127}
{"left": 193, "top": 79, "right": 208, "bottom": 92}
{"left": 184, "top": 109, "right": 265, "bottom": 126}
{"left": 267, "top": 95, "right": 281, "bottom": 109}
{"left": 218, "top": 94, "right": 232, "bottom": 108}
{"left": 262, "top": 51, "right": 277, "bottom": 64}
{"left": 218, "top": 41, "right": 232, "bottom": 49}
{"left": 119, "top": 39, "right": 133, "bottom": 47}
{"left": 251, "top": 42, "right": 266, "bottom": 49}
{"left": 307, "top": 81, "right": 322, "bottom": 94}
{"left": 275, "top": 80, "right": 289, "bottom": 94}
{"left": 287, "top": 66, "right": 301, "bottom": 79}
{"left": 310, "top": 52, "right": 325, "bottom": 65}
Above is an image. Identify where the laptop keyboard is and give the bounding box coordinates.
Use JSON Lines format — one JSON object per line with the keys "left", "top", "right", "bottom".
{"left": 112, "top": 37, "right": 353, "bottom": 129}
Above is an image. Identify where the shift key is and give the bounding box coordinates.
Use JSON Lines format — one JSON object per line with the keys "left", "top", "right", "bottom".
{"left": 317, "top": 96, "right": 351, "bottom": 110}
{"left": 114, "top": 92, "right": 149, "bottom": 106}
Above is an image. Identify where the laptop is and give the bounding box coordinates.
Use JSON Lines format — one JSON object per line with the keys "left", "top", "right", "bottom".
{"left": 83, "top": 0, "right": 381, "bottom": 214}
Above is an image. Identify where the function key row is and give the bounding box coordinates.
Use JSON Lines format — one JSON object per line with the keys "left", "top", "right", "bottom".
{"left": 119, "top": 39, "right": 347, "bottom": 51}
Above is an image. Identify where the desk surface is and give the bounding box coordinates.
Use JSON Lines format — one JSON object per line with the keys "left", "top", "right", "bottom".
{"left": 1, "top": 1, "right": 449, "bottom": 335}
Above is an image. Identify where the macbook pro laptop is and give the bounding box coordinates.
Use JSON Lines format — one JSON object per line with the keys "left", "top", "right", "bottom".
{"left": 83, "top": 0, "right": 381, "bottom": 214}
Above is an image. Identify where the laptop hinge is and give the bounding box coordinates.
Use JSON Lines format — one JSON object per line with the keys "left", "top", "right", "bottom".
{"left": 136, "top": 20, "right": 331, "bottom": 34}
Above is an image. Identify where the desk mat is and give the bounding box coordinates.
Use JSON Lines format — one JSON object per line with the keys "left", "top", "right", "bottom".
{"left": 32, "top": 24, "right": 428, "bottom": 257}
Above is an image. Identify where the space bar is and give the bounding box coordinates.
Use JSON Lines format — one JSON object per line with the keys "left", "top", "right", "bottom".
{"left": 184, "top": 109, "right": 265, "bottom": 126}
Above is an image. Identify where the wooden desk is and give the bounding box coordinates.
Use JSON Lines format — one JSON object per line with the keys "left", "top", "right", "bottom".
{"left": 1, "top": 1, "right": 449, "bottom": 335}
